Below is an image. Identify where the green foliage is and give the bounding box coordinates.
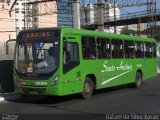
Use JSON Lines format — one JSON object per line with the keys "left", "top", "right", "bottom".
{"left": 142, "top": 26, "right": 160, "bottom": 34}
{"left": 121, "top": 27, "right": 137, "bottom": 36}
{"left": 141, "top": 25, "right": 160, "bottom": 40}
{"left": 121, "top": 25, "right": 160, "bottom": 41}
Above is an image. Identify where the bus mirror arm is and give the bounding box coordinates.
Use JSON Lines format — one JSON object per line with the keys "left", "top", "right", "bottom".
{"left": 6, "top": 39, "right": 16, "bottom": 55}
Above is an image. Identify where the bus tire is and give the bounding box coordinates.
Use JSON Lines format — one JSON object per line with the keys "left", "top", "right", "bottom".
{"left": 81, "top": 77, "right": 94, "bottom": 99}
{"left": 134, "top": 72, "right": 142, "bottom": 88}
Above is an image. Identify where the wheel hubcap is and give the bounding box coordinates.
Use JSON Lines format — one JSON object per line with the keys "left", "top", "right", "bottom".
{"left": 84, "top": 82, "right": 91, "bottom": 94}
{"left": 137, "top": 74, "right": 141, "bottom": 86}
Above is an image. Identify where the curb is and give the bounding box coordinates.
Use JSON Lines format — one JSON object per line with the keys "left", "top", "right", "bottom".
{"left": 0, "top": 97, "right": 4, "bottom": 101}
{"left": 0, "top": 92, "right": 16, "bottom": 97}
{"left": 0, "top": 92, "right": 18, "bottom": 102}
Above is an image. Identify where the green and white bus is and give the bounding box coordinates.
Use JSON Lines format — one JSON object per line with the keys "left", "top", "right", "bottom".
{"left": 11, "top": 27, "right": 157, "bottom": 98}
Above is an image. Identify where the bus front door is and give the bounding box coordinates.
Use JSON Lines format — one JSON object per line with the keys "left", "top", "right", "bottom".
{"left": 62, "top": 36, "right": 82, "bottom": 95}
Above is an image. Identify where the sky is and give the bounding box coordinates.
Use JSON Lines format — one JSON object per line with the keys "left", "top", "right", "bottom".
{"left": 121, "top": 0, "right": 160, "bottom": 14}
{"left": 121, "top": 0, "right": 160, "bottom": 27}
{"left": 82, "top": 0, "right": 160, "bottom": 28}
{"left": 81, "top": 0, "right": 160, "bottom": 14}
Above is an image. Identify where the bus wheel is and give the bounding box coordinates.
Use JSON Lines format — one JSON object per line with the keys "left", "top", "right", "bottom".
{"left": 81, "top": 77, "right": 94, "bottom": 99}
{"left": 134, "top": 72, "right": 142, "bottom": 88}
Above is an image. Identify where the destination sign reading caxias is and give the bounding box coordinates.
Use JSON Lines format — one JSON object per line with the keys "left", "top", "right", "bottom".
{"left": 18, "top": 30, "right": 60, "bottom": 40}
{"left": 26, "top": 32, "right": 50, "bottom": 38}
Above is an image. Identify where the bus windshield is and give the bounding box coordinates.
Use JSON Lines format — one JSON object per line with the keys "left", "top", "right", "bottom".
{"left": 15, "top": 40, "right": 59, "bottom": 75}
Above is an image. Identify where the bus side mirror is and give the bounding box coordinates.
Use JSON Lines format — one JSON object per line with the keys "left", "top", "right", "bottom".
{"left": 6, "top": 39, "right": 16, "bottom": 55}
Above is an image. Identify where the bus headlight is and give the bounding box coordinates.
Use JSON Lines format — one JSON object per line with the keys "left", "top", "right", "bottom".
{"left": 50, "top": 76, "right": 59, "bottom": 86}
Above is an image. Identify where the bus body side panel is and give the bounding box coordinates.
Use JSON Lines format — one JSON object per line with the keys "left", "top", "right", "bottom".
{"left": 110, "top": 59, "right": 133, "bottom": 87}
{"left": 96, "top": 55, "right": 157, "bottom": 89}
{"left": 80, "top": 59, "right": 98, "bottom": 89}
{"left": 96, "top": 59, "right": 114, "bottom": 89}
{"left": 142, "top": 58, "right": 157, "bottom": 81}
{"left": 97, "top": 59, "right": 134, "bottom": 89}
{"left": 62, "top": 66, "right": 83, "bottom": 95}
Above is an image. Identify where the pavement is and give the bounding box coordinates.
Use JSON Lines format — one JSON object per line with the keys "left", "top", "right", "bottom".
{"left": 0, "top": 92, "right": 19, "bottom": 102}
{"left": 0, "top": 96, "right": 4, "bottom": 101}
{"left": 0, "top": 75, "right": 159, "bottom": 120}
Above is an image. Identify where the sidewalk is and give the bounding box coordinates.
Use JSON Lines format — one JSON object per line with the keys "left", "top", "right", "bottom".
{"left": 0, "top": 92, "right": 20, "bottom": 102}
{"left": 0, "top": 92, "right": 16, "bottom": 97}
{"left": 0, "top": 96, "right": 4, "bottom": 101}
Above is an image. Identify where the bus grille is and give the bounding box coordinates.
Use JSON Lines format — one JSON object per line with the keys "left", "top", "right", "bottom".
{"left": 21, "top": 87, "right": 46, "bottom": 95}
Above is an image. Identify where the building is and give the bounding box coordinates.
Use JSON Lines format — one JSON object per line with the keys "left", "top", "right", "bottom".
{"left": 15, "top": 0, "right": 73, "bottom": 29}
{"left": 80, "top": 4, "right": 95, "bottom": 25}
{"left": 15, "top": 0, "right": 26, "bottom": 34}
{"left": 57, "top": 0, "right": 73, "bottom": 27}
{"left": 0, "top": 0, "right": 58, "bottom": 59}
{"left": 0, "top": 0, "right": 16, "bottom": 42}
{"left": 127, "top": 24, "right": 144, "bottom": 32}
{"left": 80, "top": 3, "right": 122, "bottom": 34}
{"left": 0, "top": 0, "right": 15, "bottom": 59}
{"left": 103, "top": 3, "right": 122, "bottom": 34}
{"left": 15, "top": 0, "right": 57, "bottom": 33}
{"left": 34, "top": 1, "right": 57, "bottom": 28}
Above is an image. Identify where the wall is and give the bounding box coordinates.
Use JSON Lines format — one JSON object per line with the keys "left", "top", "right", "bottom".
{"left": 0, "top": 60, "right": 14, "bottom": 93}
{"left": 0, "top": 0, "right": 16, "bottom": 42}
{"left": 0, "top": 42, "right": 14, "bottom": 93}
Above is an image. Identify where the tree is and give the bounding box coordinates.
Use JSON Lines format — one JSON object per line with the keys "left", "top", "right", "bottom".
{"left": 141, "top": 25, "right": 160, "bottom": 41}
{"left": 121, "top": 27, "right": 137, "bottom": 36}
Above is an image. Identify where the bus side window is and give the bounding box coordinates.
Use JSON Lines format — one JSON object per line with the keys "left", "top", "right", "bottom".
{"left": 63, "top": 42, "right": 80, "bottom": 73}
{"left": 152, "top": 43, "right": 156, "bottom": 58}
{"left": 63, "top": 46, "right": 71, "bottom": 65}
{"left": 82, "top": 36, "right": 96, "bottom": 59}
{"left": 111, "top": 40, "right": 123, "bottom": 58}
{"left": 97, "top": 38, "right": 111, "bottom": 59}
{"left": 135, "top": 42, "right": 144, "bottom": 58}
{"left": 125, "top": 41, "right": 135, "bottom": 58}
{"left": 145, "top": 42, "right": 152, "bottom": 58}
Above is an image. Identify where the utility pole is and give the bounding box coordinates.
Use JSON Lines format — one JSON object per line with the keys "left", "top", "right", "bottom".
{"left": 137, "top": 18, "right": 141, "bottom": 36}
{"left": 32, "top": 1, "right": 38, "bottom": 28}
{"left": 73, "top": 0, "right": 80, "bottom": 29}
{"left": 147, "top": 0, "right": 156, "bottom": 37}
{"left": 97, "top": 0, "right": 104, "bottom": 32}
{"left": 84, "top": 5, "right": 88, "bottom": 25}
{"left": 114, "top": 0, "right": 116, "bottom": 34}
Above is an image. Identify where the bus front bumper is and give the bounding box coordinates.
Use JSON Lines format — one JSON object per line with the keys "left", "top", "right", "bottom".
{"left": 15, "top": 84, "right": 63, "bottom": 96}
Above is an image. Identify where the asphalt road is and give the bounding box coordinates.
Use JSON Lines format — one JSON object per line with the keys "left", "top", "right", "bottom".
{"left": 0, "top": 74, "right": 160, "bottom": 120}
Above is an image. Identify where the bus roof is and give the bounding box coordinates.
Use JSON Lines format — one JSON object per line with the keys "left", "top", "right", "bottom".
{"left": 18, "top": 27, "right": 60, "bottom": 34}
{"left": 61, "top": 27, "right": 156, "bottom": 43}
{"left": 18, "top": 27, "right": 156, "bottom": 43}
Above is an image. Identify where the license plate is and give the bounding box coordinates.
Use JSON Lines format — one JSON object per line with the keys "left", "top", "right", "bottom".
{"left": 29, "top": 91, "right": 38, "bottom": 95}
{"left": 35, "top": 82, "right": 47, "bottom": 86}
